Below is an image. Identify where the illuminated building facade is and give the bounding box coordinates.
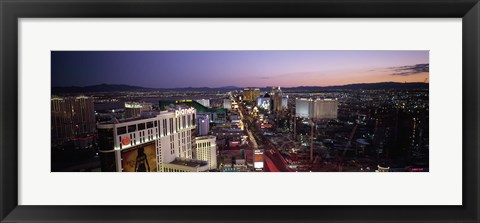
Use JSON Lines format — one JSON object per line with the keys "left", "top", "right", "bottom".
{"left": 257, "top": 97, "right": 271, "bottom": 111}
{"left": 194, "top": 136, "right": 218, "bottom": 170}
{"left": 295, "top": 98, "right": 338, "bottom": 120}
{"left": 376, "top": 165, "right": 390, "bottom": 172}
{"left": 281, "top": 96, "right": 288, "bottom": 109}
{"left": 271, "top": 87, "right": 284, "bottom": 112}
{"left": 312, "top": 99, "right": 338, "bottom": 119}
{"left": 295, "top": 98, "right": 314, "bottom": 118}
{"left": 97, "top": 106, "right": 205, "bottom": 172}
{"left": 195, "top": 99, "right": 210, "bottom": 108}
{"left": 51, "top": 96, "right": 96, "bottom": 144}
{"left": 196, "top": 113, "right": 210, "bottom": 136}
{"left": 223, "top": 99, "right": 232, "bottom": 110}
{"left": 254, "top": 149, "right": 264, "bottom": 170}
{"left": 243, "top": 88, "right": 261, "bottom": 101}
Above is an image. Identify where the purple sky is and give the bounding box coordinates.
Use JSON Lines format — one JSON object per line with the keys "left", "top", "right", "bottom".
{"left": 51, "top": 51, "right": 429, "bottom": 88}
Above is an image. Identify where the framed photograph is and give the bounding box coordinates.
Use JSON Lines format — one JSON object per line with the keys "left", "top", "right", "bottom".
{"left": 1, "top": 0, "right": 479, "bottom": 222}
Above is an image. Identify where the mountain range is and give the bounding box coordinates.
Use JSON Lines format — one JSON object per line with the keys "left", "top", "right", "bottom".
{"left": 52, "top": 82, "right": 428, "bottom": 94}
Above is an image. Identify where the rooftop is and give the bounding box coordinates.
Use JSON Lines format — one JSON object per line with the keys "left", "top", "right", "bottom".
{"left": 159, "top": 99, "right": 227, "bottom": 114}
{"left": 195, "top": 135, "right": 216, "bottom": 141}
{"left": 98, "top": 110, "right": 171, "bottom": 125}
{"left": 169, "top": 158, "right": 208, "bottom": 168}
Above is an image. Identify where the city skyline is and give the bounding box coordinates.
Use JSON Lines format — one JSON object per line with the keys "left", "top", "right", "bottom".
{"left": 52, "top": 51, "right": 429, "bottom": 88}
{"left": 51, "top": 50, "right": 429, "bottom": 172}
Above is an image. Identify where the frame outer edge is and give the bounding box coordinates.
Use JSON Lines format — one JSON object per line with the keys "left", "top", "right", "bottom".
{"left": 463, "top": 2, "right": 480, "bottom": 222}
{"left": 1, "top": 0, "right": 480, "bottom": 222}
{"left": 0, "top": 0, "right": 2, "bottom": 218}
{"left": 0, "top": 0, "right": 5, "bottom": 221}
{"left": 1, "top": 1, "right": 19, "bottom": 222}
{"left": 473, "top": 3, "right": 479, "bottom": 222}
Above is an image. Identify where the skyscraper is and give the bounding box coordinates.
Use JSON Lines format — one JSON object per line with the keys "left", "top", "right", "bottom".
{"left": 196, "top": 113, "right": 210, "bottom": 136}
{"left": 312, "top": 99, "right": 338, "bottom": 120}
{"left": 243, "top": 88, "right": 261, "bottom": 102}
{"left": 51, "top": 96, "right": 96, "bottom": 144}
{"left": 96, "top": 106, "right": 209, "bottom": 172}
{"left": 295, "top": 98, "right": 338, "bottom": 120}
{"left": 194, "top": 136, "right": 217, "bottom": 170}
{"left": 295, "top": 98, "right": 314, "bottom": 118}
{"left": 281, "top": 96, "right": 289, "bottom": 109}
{"left": 223, "top": 99, "right": 232, "bottom": 110}
{"left": 271, "top": 87, "right": 283, "bottom": 112}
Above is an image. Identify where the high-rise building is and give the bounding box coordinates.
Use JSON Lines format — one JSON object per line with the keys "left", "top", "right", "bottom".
{"left": 195, "top": 99, "right": 210, "bottom": 108}
{"left": 295, "top": 98, "right": 338, "bottom": 120}
{"left": 312, "top": 99, "right": 338, "bottom": 119}
{"left": 51, "top": 96, "right": 96, "bottom": 144}
{"left": 125, "top": 102, "right": 152, "bottom": 119}
{"left": 97, "top": 106, "right": 209, "bottom": 172}
{"left": 223, "top": 99, "right": 232, "bottom": 110}
{"left": 194, "top": 136, "right": 217, "bottom": 170}
{"left": 281, "top": 96, "right": 289, "bottom": 109}
{"left": 196, "top": 113, "right": 210, "bottom": 136}
{"left": 295, "top": 98, "right": 314, "bottom": 118}
{"left": 243, "top": 88, "right": 261, "bottom": 101}
{"left": 271, "top": 87, "right": 284, "bottom": 112}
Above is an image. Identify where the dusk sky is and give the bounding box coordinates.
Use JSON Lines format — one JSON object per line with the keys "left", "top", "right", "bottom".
{"left": 51, "top": 51, "right": 429, "bottom": 88}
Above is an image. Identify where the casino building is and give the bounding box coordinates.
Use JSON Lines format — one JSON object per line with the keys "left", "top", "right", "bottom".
{"left": 97, "top": 106, "right": 209, "bottom": 172}
{"left": 295, "top": 98, "right": 338, "bottom": 120}
{"left": 243, "top": 88, "right": 261, "bottom": 102}
{"left": 295, "top": 98, "right": 314, "bottom": 118}
{"left": 194, "top": 136, "right": 217, "bottom": 170}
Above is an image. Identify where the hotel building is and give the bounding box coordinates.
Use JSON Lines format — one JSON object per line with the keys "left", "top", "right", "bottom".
{"left": 195, "top": 113, "right": 210, "bottom": 136}
{"left": 243, "top": 88, "right": 261, "bottom": 102}
{"left": 97, "top": 106, "right": 209, "bottom": 172}
{"left": 51, "top": 96, "right": 96, "bottom": 144}
{"left": 312, "top": 99, "right": 338, "bottom": 119}
{"left": 271, "top": 87, "right": 284, "bottom": 112}
{"left": 295, "top": 98, "right": 314, "bottom": 118}
{"left": 223, "top": 99, "right": 232, "bottom": 110}
{"left": 194, "top": 136, "right": 218, "bottom": 170}
{"left": 295, "top": 98, "right": 338, "bottom": 120}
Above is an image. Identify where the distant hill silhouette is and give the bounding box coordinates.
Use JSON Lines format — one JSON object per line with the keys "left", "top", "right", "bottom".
{"left": 286, "top": 82, "right": 428, "bottom": 92}
{"left": 52, "top": 84, "right": 150, "bottom": 94}
{"left": 52, "top": 82, "right": 428, "bottom": 94}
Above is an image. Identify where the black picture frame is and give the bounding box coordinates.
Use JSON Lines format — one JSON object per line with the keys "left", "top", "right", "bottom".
{"left": 1, "top": 0, "right": 479, "bottom": 222}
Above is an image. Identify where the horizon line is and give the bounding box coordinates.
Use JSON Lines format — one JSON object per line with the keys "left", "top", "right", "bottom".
{"left": 51, "top": 81, "right": 429, "bottom": 89}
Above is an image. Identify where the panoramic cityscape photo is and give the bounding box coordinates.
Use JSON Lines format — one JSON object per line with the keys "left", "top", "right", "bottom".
{"left": 51, "top": 51, "right": 429, "bottom": 172}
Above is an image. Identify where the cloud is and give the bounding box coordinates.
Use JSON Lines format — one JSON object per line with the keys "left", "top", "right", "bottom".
{"left": 389, "top": 64, "right": 429, "bottom": 76}
{"left": 260, "top": 76, "right": 270, "bottom": 79}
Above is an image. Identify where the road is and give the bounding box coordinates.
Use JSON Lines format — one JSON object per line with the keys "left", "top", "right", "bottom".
{"left": 263, "top": 154, "right": 280, "bottom": 172}
{"left": 265, "top": 149, "right": 291, "bottom": 172}
{"left": 237, "top": 101, "right": 258, "bottom": 149}
{"left": 236, "top": 98, "right": 291, "bottom": 172}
